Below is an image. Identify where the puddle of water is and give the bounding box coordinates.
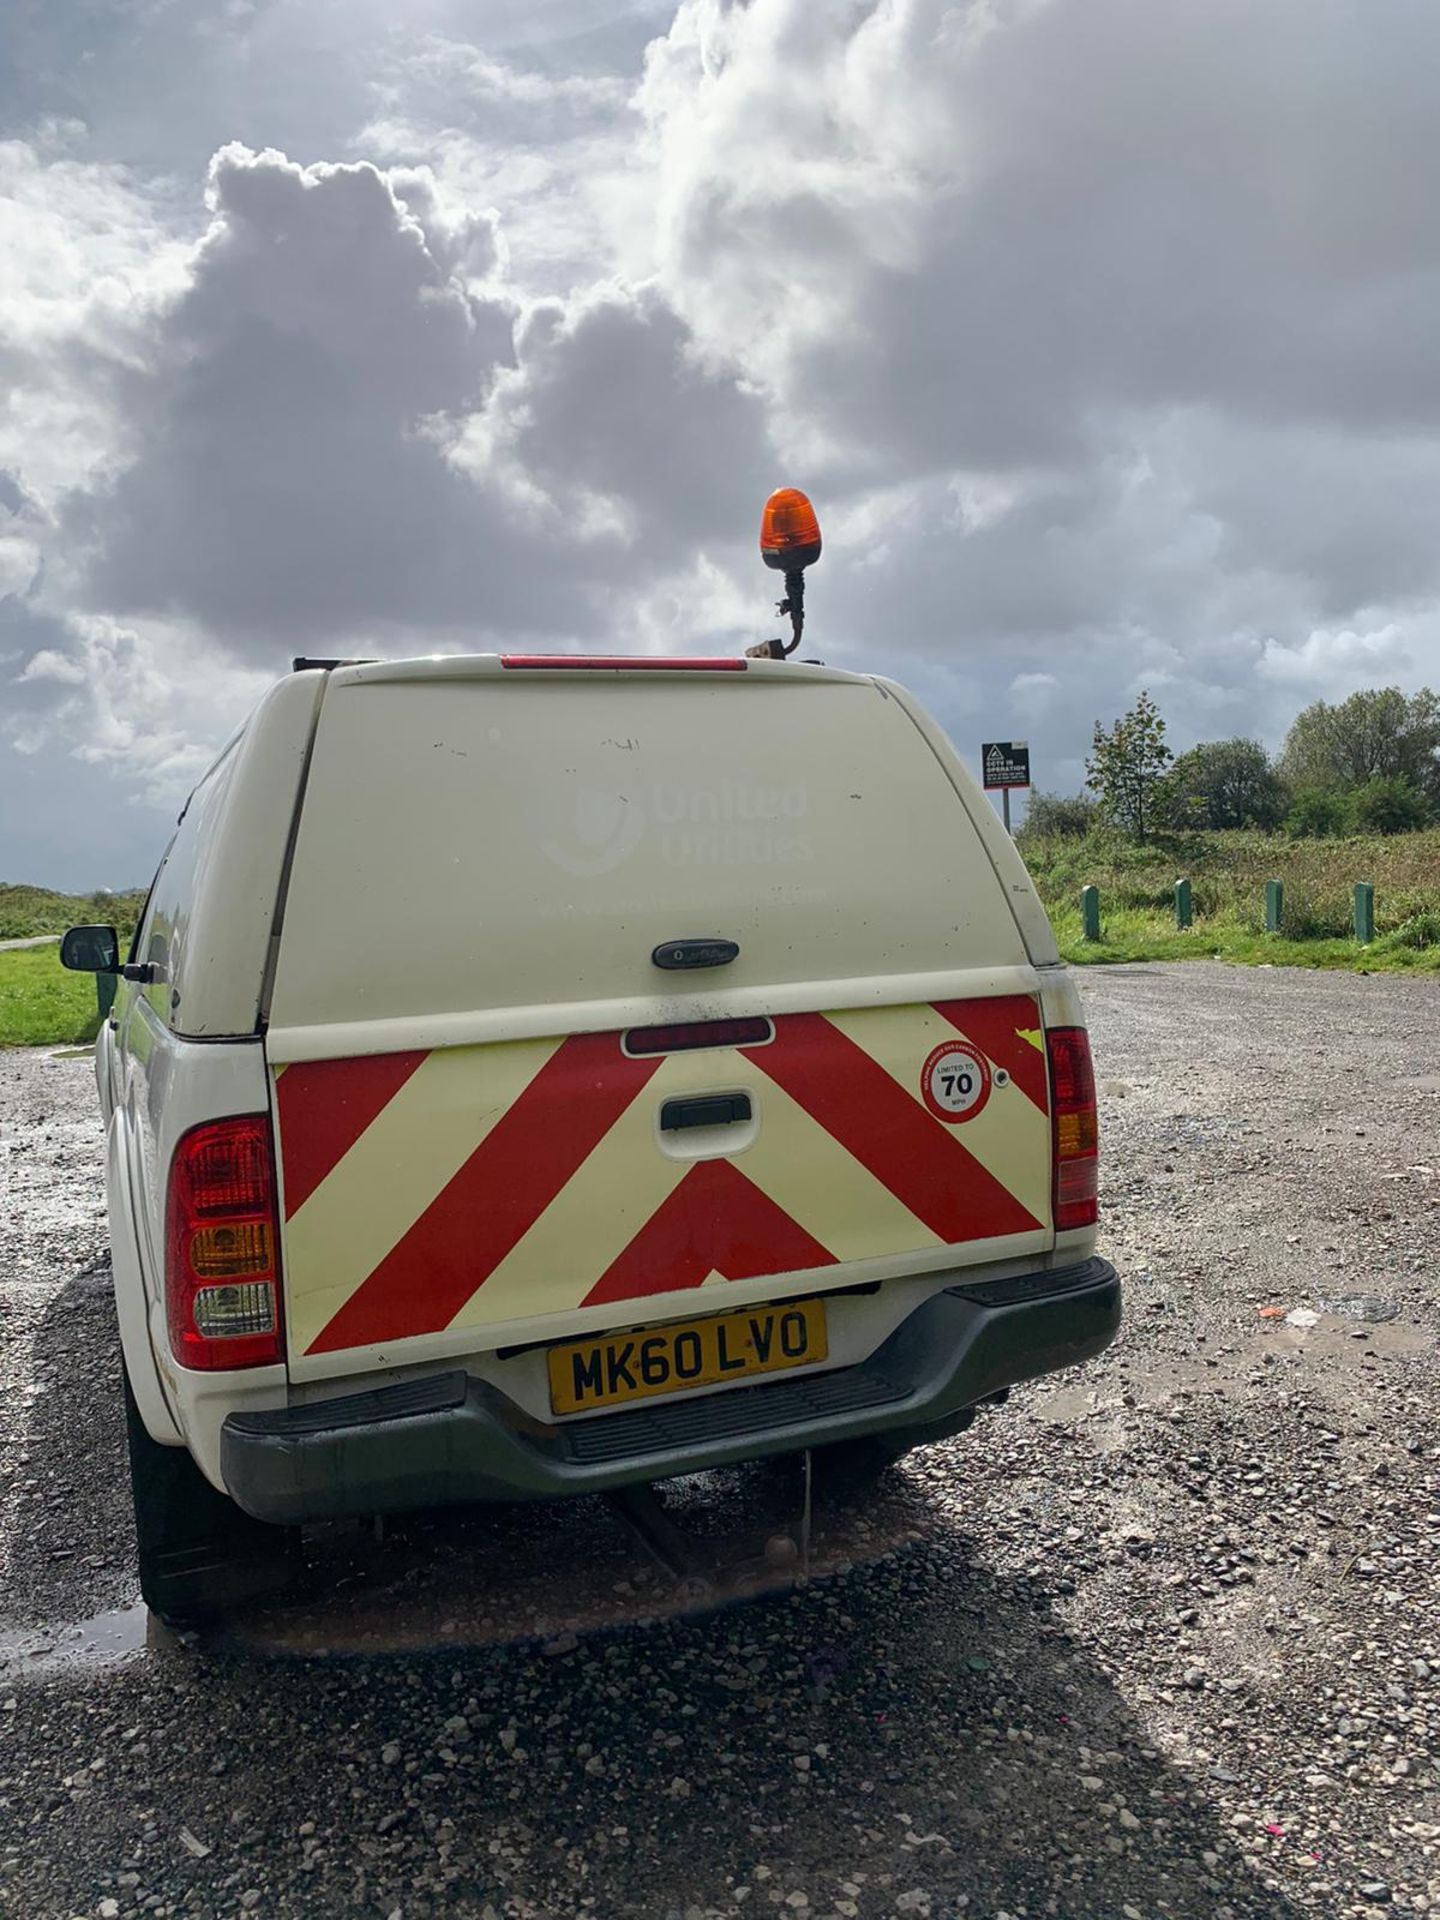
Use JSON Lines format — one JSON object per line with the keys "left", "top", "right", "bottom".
{"left": 0, "top": 1600, "right": 152, "bottom": 1680}
{"left": 1324, "top": 1294, "right": 1399, "bottom": 1324}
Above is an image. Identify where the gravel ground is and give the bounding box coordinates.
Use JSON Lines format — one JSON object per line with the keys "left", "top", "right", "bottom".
{"left": 0, "top": 963, "right": 1436, "bottom": 1920}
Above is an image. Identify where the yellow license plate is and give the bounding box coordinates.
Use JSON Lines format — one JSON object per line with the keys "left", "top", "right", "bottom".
{"left": 548, "top": 1298, "right": 829, "bottom": 1416}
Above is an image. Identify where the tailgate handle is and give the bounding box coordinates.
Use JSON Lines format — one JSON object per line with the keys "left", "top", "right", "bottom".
{"left": 660, "top": 1093, "right": 752, "bottom": 1131}
{"left": 652, "top": 938, "right": 739, "bottom": 971}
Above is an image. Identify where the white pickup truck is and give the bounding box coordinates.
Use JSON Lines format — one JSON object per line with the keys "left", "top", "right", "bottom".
{"left": 64, "top": 652, "right": 1119, "bottom": 1624}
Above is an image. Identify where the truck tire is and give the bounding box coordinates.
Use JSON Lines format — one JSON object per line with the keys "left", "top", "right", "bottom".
{"left": 123, "top": 1369, "right": 300, "bottom": 1627}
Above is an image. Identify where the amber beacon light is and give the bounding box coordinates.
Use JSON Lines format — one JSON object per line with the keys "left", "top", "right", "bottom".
{"left": 752, "top": 488, "right": 822, "bottom": 658}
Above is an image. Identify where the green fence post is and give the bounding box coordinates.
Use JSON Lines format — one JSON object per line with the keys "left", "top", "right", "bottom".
{"left": 1080, "top": 885, "right": 1101, "bottom": 942}
{"left": 1354, "top": 881, "right": 1374, "bottom": 945}
{"left": 97, "top": 972, "right": 117, "bottom": 1021}
{"left": 1265, "top": 880, "right": 1284, "bottom": 933}
{"left": 1175, "top": 878, "right": 1192, "bottom": 929}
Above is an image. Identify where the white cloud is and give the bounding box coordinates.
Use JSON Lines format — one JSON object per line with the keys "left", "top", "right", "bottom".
{"left": 1256, "top": 624, "right": 1416, "bottom": 691}
{"left": 6, "top": 611, "right": 264, "bottom": 800}
{"left": 0, "top": 128, "right": 186, "bottom": 357}
{"left": 15, "top": 648, "right": 86, "bottom": 688}
{"left": 389, "top": 37, "right": 631, "bottom": 126}
{"left": 0, "top": 132, "right": 191, "bottom": 502}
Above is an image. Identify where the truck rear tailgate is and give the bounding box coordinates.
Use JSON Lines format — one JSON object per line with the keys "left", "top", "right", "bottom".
{"left": 272, "top": 994, "right": 1052, "bottom": 1369}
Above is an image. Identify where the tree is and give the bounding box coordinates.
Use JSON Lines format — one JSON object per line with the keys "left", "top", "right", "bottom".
{"left": 1161, "top": 737, "right": 1286, "bottom": 831}
{"left": 1086, "top": 690, "right": 1172, "bottom": 841}
{"left": 1020, "top": 791, "right": 1098, "bottom": 838}
{"left": 1280, "top": 687, "right": 1440, "bottom": 806}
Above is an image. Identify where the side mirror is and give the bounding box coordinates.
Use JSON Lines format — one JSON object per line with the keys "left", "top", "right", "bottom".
{"left": 60, "top": 925, "right": 120, "bottom": 974}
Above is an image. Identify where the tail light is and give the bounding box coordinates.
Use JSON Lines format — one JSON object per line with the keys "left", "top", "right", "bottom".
{"left": 165, "top": 1115, "right": 284, "bottom": 1370}
{"left": 1047, "top": 1027, "right": 1099, "bottom": 1231}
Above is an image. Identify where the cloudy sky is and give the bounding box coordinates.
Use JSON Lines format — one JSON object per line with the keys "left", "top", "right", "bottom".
{"left": 4, "top": 0, "right": 1439, "bottom": 888}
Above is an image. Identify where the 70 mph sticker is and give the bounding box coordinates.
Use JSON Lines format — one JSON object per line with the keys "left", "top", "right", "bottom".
{"left": 921, "top": 1041, "right": 992, "bottom": 1123}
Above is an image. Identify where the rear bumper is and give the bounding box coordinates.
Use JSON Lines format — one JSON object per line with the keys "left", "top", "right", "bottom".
{"left": 221, "top": 1256, "right": 1120, "bottom": 1525}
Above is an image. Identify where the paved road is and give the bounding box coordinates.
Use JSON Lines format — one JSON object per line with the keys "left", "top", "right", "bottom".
{"left": 1, "top": 965, "right": 1436, "bottom": 1920}
{"left": 0, "top": 933, "right": 60, "bottom": 951}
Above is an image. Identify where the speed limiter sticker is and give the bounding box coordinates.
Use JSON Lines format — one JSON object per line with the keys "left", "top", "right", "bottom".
{"left": 921, "top": 1041, "right": 992, "bottom": 1123}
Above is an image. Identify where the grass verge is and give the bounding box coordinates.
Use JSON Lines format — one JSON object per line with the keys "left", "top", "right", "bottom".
{"left": 0, "top": 948, "right": 104, "bottom": 1048}
{"left": 1047, "top": 905, "right": 1440, "bottom": 972}
{"left": 1025, "top": 827, "right": 1440, "bottom": 973}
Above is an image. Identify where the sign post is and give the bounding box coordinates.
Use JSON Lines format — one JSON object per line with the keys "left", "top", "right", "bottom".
{"left": 981, "top": 741, "right": 1031, "bottom": 832}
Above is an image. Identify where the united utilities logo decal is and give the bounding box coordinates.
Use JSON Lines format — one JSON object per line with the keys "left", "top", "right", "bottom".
{"left": 534, "top": 781, "right": 811, "bottom": 878}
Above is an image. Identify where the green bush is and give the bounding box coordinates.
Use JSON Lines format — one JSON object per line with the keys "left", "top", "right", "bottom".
{"left": 1285, "top": 788, "right": 1353, "bottom": 838}
{"left": 1019, "top": 791, "right": 1098, "bottom": 838}
{"left": 1375, "top": 909, "right": 1440, "bottom": 953}
{"left": 1273, "top": 890, "right": 1354, "bottom": 940}
{"left": 1350, "top": 775, "right": 1433, "bottom": 835}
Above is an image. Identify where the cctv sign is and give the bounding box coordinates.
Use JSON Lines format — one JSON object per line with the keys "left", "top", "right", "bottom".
{"left": 981, "top": 741, "right": 1030, "bottom": 791}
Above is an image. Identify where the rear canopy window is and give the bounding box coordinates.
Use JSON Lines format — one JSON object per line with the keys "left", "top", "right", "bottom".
{"left": 267, "top": 677, "right": 1025, "bottom": 1030}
